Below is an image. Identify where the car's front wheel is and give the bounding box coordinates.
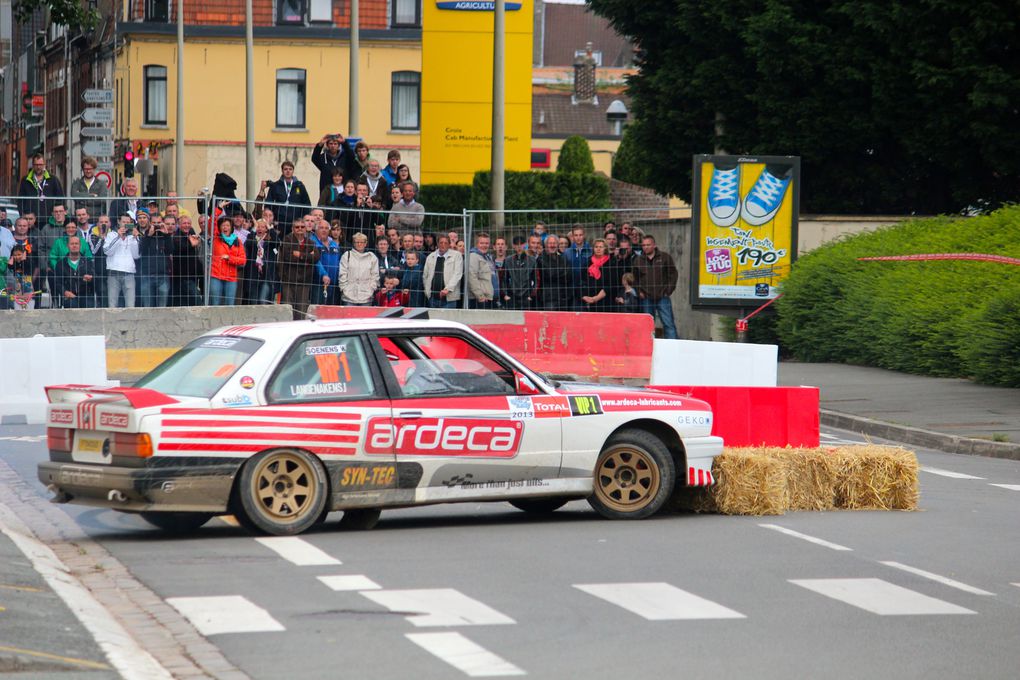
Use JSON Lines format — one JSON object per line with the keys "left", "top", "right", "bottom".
{"left": 236, "top": 449, "right": 328, "bottom": 535}
{"left": 588, "top": 429, "right": 675, "bottom": 520}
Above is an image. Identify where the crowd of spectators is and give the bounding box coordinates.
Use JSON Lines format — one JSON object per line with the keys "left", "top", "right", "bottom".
{"left": 2, "top": 142, "right": 678, "bottom": 336}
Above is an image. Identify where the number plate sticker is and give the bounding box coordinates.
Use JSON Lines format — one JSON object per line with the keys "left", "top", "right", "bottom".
{"left": 72, "top": 430, "right": 111, "bottom": 464}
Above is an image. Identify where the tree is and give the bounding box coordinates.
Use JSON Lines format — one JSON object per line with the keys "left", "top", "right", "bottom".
{"left": 611, "top": 124, "right": 652, "bottom": 187}
{"left": 14, "top": 0, "right": 100, "bottom": 29}
{"left": 587, "top": 0, "right": 1020, "bottom": 214}
{"left": 557, "top": 135, "right": 596, "bottom": 174}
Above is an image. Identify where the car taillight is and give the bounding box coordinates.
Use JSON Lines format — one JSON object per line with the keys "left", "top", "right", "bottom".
{"left": 110, "top": 433, "right": 153, "bottom": 458}
{"left": 47, "top": 428, "right": 72, "bottom": 452}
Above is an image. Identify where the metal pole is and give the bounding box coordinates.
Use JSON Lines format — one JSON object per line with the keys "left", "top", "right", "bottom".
{"left": 244, "top": 0, "right": 256, "bottom": 201}
{"left": 176, "top": 0, "right": 185, "bottom": 196}
{"left": 65, "top": 32, "right": 72, "bottom": 192}
{"left": 489, "top": 0, "right": 504, "bottom": 229}
{"left": 349, "top": 0, "right": 359, "bottom": 136}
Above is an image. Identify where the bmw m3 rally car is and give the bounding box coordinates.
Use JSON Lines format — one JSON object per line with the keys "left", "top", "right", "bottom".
{"left": 39, "top": 317, "right": 721, "bottom": 535}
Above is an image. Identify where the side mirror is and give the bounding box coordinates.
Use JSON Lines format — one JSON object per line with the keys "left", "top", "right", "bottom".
{"left": 514, "top": 371, "right": 541, "bottom": 396}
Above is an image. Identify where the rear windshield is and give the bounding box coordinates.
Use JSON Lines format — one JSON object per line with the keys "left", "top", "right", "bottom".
{"left": 135, "top": 336, "right": 263, "bottom": 398}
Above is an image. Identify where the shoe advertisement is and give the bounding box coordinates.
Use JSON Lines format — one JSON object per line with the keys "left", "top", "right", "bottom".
{"left": 690, "top": 154, "right": 800, "bottom": 308}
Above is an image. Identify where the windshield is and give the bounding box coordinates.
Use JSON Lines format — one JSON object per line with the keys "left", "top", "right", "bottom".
{"left": 135, "top": 336, "right": 263, "bottom": 398}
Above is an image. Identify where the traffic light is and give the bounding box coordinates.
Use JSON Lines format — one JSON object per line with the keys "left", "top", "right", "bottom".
{"left": 123, "top": 150, "right": 135, "bottom": 178}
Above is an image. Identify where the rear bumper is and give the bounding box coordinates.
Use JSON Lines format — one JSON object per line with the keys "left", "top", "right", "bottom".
{"left": 38, "top": 460, "right": 240, "bottom": 513}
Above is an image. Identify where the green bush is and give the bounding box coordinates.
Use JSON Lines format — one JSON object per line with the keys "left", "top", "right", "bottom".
{"left": 557, "top": 135, "right": 595, "bottom": 174}
{"left": 418, "top": 184, "right": 472, "bottom": 215}
{"left": 776, "top": 206, "right": 1020, "bottom": 386}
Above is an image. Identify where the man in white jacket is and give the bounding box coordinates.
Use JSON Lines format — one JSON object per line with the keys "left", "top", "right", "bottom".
{"left": 339, "top": 232, "right": 380, "bottom": 306}
{"left": 423, "top": 234, "right": 464, "bottom": 308}
{"left": 103, "top": 216, "right": 140, "bottom": 308}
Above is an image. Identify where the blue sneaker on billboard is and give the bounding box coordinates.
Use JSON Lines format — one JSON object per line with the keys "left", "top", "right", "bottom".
{"left": 707, "top": 164, "right": 740, "bottom": 227}
{"left": 741, "top": 166, "right": 792, "bottom": 226}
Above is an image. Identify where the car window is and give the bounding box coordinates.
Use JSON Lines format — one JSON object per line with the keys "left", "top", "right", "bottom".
{"left": 135, "top": 336, "right": 263, "bottom": 398}
{"left": 377, "top": 334, "right": 515, "bottom": 397}
{"left": 267, "top": 335, "right": 376, "bottom": 403}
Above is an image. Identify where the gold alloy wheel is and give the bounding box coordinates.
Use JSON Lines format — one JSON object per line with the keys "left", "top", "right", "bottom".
{"left": 593, "top": 446, "right": 661, "bottom": 513}
{"left": 250, "top": 452, "right": 317, "bottom": 523}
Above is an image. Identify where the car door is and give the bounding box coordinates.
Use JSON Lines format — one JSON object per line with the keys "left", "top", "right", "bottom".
{"left": 262, "top": 333, "right": 405, "bottom": 505}
{"left": 367, "top": 330, "right": 562, "bottom": 498}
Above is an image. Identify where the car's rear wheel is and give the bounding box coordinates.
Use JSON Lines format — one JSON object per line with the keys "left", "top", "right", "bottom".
{"left": 509, "top": 498, "right": 570, "bottom": 514}
{"left": 236, "top": 449, "right": 328, "bottom": 535}
{"left": 588, "top": 429, "right": 675, "bottom": 520}
{"left": 139, "top": 512, "right": 214, "bottom": 534}
{"left": 338, "top": 508, "right": 382, "bottom": 530}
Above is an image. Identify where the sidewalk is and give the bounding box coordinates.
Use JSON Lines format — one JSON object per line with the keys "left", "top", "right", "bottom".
{"left": 778, "top": 362, "right": 1020, "bottom": 459}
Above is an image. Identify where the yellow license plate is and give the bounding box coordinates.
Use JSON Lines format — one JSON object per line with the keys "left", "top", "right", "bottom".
{"left": 77, "top": 438, "right": 104, "bottom": 453}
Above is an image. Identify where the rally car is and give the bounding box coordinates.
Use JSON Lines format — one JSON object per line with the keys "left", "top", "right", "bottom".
{"left": 38, "top": 317, "right": 721, "bottom": 536}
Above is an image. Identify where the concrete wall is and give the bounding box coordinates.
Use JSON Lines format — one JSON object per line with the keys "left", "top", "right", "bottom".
{"left": 797, "top": 215, "right": 904, "bottom": 254}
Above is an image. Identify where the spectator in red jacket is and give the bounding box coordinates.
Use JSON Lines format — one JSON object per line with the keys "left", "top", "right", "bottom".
{"left": 374, "top": 273, "right": 409, "bottom": 307}
{"left": 209, "top": 216, "right": 247, "bottom": 305}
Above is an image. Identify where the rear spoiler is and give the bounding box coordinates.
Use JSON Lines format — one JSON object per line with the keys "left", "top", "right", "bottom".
{"left": 45, "top": 385, "right": 179, "bottom": 408}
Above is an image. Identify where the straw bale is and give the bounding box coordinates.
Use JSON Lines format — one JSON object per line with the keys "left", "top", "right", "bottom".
{"left": 670, "top": 445, "right": 918, "bottom": 516}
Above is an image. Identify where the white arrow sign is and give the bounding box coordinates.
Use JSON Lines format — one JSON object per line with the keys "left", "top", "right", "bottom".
{"left": 82, "top": 108, "right": 114, "bottom": 124}
{"left": 82, "top": 89, "right": 114, "bottom": 104}
{"left": 80, "top": 127, "right": 113, "bottom": 137}
{"left": 82, "top": 140, "right": 114, "bottom": 157}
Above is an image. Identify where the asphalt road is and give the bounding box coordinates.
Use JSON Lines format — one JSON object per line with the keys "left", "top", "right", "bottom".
{"left": 2, "top": 425, "right": 1020, "bottom": 679}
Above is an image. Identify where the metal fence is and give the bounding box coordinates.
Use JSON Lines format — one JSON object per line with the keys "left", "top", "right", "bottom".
{"left": 0, "top": 192, "right": 686, "bottom": 317}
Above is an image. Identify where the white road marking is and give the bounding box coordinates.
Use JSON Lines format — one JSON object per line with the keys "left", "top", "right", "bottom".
{"left": 255, "top": 536, "right": 341, "bottom": 566}
{"left": 361, "top": 589, "right": 516, "bottom": 627}
{"left": 573, "top": 582, "right": 745, "bottom": 620}
{"left": 0, "top": 502, "right": 174, "bottom": 679}
{"left": 790, "top": 578, "right": 975, "bottom": 615}
{"left": 165, "top": 596, "right": 285, "bottom": 635}
{"left": 406, "top": 632, "right": 525, "bottom": 677}
{"left": 879, "top": 561, "right": 994, "bottom": 596}
{"left": 989, "top": 484, "right": 1020, "bottom": 491}
{"left": 318, "top": 575, "right": 381, "bottom": 591}
{"left": 1012, "top": 583, "right": 1020, "bottom": 589}
{"left": 920, "top": 466, "right": 984, "bottom": 480}
{"left": 0, "top": 435, "right": 46, "bottom": 442}
{"left": 758, "top": 523, "right": 853, "bottom": 551}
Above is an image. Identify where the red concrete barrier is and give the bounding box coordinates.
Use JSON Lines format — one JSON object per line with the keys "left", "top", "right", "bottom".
{"left": 649, "top": 385, "right": 820, "bottom": 448}
{"left": 312, "top": 307, "right": 653, "bottom": 381}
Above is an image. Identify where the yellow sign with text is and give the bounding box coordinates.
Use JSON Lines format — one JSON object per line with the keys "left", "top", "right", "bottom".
{"left": 421, "top": 0, "right": 534, "bottom": 185}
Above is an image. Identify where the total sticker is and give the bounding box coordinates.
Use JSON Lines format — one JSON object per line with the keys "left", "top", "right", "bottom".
{"left": 239, "top": 376, "right": 255, "bottom": 389}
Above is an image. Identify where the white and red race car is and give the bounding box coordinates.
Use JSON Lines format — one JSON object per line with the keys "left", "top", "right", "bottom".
{"left": 39, "top": 317, "right": 721, "bottom": 535}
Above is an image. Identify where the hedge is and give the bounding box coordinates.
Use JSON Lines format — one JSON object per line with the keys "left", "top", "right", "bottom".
{"left": 418, "top": 184, "right": 472, "bottom": 216}
{"left": 775, "top": 206, "right": 1020, "bottom": 387}
{"left": 469, "top": 170, "right": 611, "bottom": 228}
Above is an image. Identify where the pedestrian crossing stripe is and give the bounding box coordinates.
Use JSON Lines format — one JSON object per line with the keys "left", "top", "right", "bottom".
{"left": 789, "top": 578, "right": 975, "bottom": 616}
{"left": 573, "top": 582, "right": 745, "bottom": 620}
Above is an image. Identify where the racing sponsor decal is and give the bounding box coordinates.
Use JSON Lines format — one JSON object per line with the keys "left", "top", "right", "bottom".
{"left": 507, "top": 396, "right": 571, "bottom": 420}
{"left": 337, "top": 464, "right": 396, "bottom": 489}
{"left": 99, "top": 412, "right": 129, "bottom": 428}
{"left": 221, "top": 394, "right": 253, "bottom": 407}
{"left": 439, "top": 473, "right": 549, "bottom": 490}
{"left": 364, "top": 417, "right": 524, "bottom": 458}
{"left": 313, "top": 352, "right": 352, "bottom": 384}
{"left": 239, "top": 376, "right": 255, "bottom": 389}
{"left": 291, "top": 382, "right": 349, "bottom": 397}
{"left": 201, "top": 336, "right": 241, "bottom": 348}
{"left": 600, "top": 396, "right": 688, "bottom": 411}
{"left": 568, "top": 395, "right": 603, "bottom": 416}
{"left": 50, "top": 409, "right": 74, "bottom": 424}
{"left": 678, "top": 414, "right": 712, "bottom": 427}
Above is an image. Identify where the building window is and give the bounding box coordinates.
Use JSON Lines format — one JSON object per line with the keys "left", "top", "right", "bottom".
{"left": 309, "top": 0, "right": 332, "bottom": 22}
{"left": 391, "top": 71, "right": 420, "bottom": 130}
{"left": 146, "top": 0, "right": 170, "bottom": 22}
{"left": 276, "top": 68, "right": 306, "bottom": 128}
{"left": 391, "top": 0, "right": 420, "bottom": 27}
{"left": 144, "top": 65, "right": 167, "bottom": 125}
{"left": 277, "top": 0, "right": 306, "bottom": 24}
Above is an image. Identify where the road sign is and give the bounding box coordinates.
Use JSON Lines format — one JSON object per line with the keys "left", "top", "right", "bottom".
{"left": 82, "top": 89, "right": 114, "bottom": 104}
{"left": 96, "top": 161, "right": 114, "bottom": 171}
{"left": 81, "top": 127, "right": 113, "bottom": 137}
{"left": 82, "top": 108, "right": 114, "bottom": 124}
{"left": 82, "top": 140, "right": 114, "bottom": 157}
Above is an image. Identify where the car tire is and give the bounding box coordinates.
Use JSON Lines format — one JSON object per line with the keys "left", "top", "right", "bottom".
{"left": 338, "top": 508, "right": 382, "bottom": 530}
{"left": 508, "top": 498, "right": 570, "bottom": 514}
{"left": 139, "top": 512, "right": 214, "bottom": 534}
{"left": 587, "top": 429, "right": 675, "bottom": 520}
{"left": 236, "top": 449, "right": 328, "bottom": 536}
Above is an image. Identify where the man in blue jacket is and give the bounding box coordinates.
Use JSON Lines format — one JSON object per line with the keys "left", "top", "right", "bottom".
{"left": 562, "top": 224, "right": 592, "bottom": 310}
{"left": 309, "top": 220, "right": 341, "bottom": 306}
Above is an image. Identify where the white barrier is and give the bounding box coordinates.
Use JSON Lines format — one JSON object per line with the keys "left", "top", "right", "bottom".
{"left": 0, "top": 335, "right": 117, "bottom": 424}
{"left": 650, "top": 339, "right": 778, "bottom": 387}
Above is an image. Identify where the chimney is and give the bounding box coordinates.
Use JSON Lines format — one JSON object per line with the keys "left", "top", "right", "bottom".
{"left": 573, "top": 42, "right": 597, "bottom": 105}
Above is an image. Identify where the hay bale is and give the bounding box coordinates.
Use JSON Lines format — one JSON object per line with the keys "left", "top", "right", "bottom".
{"left": 672, "top": 445, "right": 918, "bottom": 516}
{"left": 832, "top": 445, "right": 919, "bottom": 511}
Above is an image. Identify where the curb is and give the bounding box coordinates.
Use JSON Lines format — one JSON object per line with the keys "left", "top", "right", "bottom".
{"left": 821, "top": 409, "right": 1020, "bottom": 460}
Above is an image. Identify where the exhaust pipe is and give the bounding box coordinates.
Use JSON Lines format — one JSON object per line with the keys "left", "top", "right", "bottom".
{"left": 107, "top": 490, "right": 127, "bottom": 503}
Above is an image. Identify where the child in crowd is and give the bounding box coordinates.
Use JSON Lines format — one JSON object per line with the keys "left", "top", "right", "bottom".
{"left": 374, "top": 273, "right": 409, "bottom": 307}
{"left": 401, "top": 250, "right": 425, "bottom": 307}
{"left": 618, "top": 271, "right": 640, "bottom": 313}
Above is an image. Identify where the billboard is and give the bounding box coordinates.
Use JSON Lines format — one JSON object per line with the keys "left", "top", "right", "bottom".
{"left": 690, "top": 155, "right": 800, "bottom": 308}
{"left": 421, "top": 0, "right": 533, "bottom": 185}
